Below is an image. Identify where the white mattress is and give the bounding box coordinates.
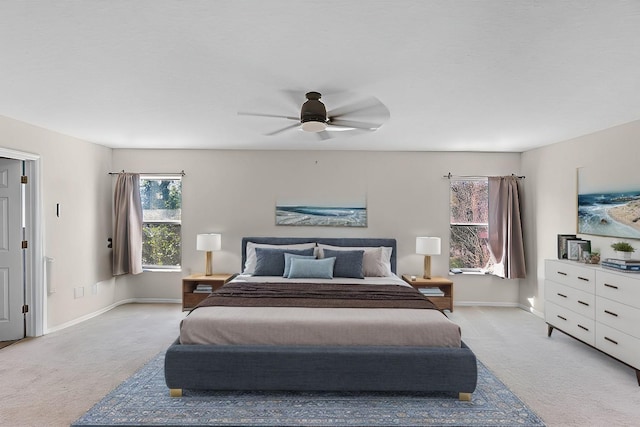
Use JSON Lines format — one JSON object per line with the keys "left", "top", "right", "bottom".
{"left": 180, "top": 275, "right": 461, "bottom": 348}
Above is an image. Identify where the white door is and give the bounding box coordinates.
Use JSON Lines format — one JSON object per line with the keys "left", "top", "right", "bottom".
{"left": 0, "top": 158, "right": 24, "bottom": 341}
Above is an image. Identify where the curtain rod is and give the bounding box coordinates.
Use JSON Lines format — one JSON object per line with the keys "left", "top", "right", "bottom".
{"left": 108, "top": 170, "right": 186, "bottom": 176}
{"left": 443, "top": 172, "right": 525, "bottom": 179}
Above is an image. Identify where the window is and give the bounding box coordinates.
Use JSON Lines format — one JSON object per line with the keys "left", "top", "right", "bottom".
{"left": 449, "top": 178, "right": 494, "bottom": 273}
{"left": 140, "top": 176, "right": 182, "bottom": 270}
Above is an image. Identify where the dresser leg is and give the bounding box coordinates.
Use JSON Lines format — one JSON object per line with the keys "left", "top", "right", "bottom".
{"left": 547, "top": 325, "right": 554, "bottom": 337}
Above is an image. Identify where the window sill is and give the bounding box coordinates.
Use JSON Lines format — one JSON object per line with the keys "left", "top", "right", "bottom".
{"left": 449, "top": 269, "right": 491, "bottom": 276}
{"left": 142, "top": 268, "right": 182, "bottom": 273}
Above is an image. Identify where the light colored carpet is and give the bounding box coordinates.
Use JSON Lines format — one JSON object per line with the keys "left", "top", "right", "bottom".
{"left": 0, "top": 303, "right": 185, "bottom": 427}
{"left": 448, "top": 306, "right": 640, "bottom": 427}
{"left": 1, "top": 303, "right": 639, "bottom": 426}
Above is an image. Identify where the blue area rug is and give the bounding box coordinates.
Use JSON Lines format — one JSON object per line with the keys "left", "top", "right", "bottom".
{"left": 73, "top": 352, "right": 545, "bottom": 426}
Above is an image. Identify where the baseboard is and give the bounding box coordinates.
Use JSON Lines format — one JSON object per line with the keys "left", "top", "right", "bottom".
{"left": 455, "top": 301, "right": 521, "bottom": 308}
{"left": 455, "top": 301, "right": 544, "bottom": 319}
{"left": 44, "top": 299, "right": 181, "bottom": 334}
{"left": 522, "top": 305, "right": 544, "bottom": 319}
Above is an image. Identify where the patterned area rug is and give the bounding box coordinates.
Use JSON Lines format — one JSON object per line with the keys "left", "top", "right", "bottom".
{"left": 73, "top": 352, "right": 545, "bottom": 426}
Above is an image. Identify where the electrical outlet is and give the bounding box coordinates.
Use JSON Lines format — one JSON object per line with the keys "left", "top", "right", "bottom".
{"left": 74, "top": 286, "right": 85, "bottom": 298}
{"left": 91, "top": 283, "right": 98, "bottom": 295}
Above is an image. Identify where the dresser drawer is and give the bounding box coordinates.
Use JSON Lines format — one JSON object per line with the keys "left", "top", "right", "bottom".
{"left": 546, "top": 301, "right": 595, "bottom": 346}
{"left": 596, "top": 270, "right": 640, "bottom": 305}
{"left": 596, "top": 296, "right": 640, "bottom": 339}
{"left": 545, "top": 260, "right": 595, "bottom": 293}
{"left": 596, "top": 323, "right": 640, "bottom": 370}
{"left": 545, "top": 280, "right": 595, "bottom": 319}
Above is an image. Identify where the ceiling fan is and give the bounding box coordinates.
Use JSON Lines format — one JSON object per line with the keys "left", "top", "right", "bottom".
{"left": 238, "top": 91, "right": 390, "bottom": 140}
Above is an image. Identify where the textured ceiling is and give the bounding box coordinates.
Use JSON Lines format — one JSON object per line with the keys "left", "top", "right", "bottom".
{"left": 1, "top": 1, "right": 639, "bottom": 152}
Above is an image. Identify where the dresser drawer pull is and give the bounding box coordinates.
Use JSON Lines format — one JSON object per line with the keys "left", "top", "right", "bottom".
{"left": 557, "top": 293, "right": 567, "bottom": 298}
{"left": 557, "top": 315, "right": 567, "bottom": 321}
{"left": 578, "top": 300, "right": 589, "bottom": 306}
{"left": 577, "top": 276, "right": 590, "bottom": 282}
{"left": 604, "top": 310, "right": 618, "bottom": 317}
{"left": 557, "top": 271, "right": 567, "bottom": 276}
{"left": 604, "top": 283, "right": 619, "bottom": 290}
{"left": 604, "top": 337, "right": 618, "bottom": 345}
{"left": 578, "top": 324, "right": 589, "bottom": 331}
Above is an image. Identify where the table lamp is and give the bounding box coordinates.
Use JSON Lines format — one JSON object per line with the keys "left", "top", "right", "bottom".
{"left": 416, "top": 236, "right": 441, "bottom": 279}
{"left": 196, "top": 233, "right": 221, "bottom": 276}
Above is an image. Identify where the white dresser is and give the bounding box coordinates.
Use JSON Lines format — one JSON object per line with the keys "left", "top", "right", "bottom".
{"left": 545, "top": 259, "right": 640, "bottom": 385}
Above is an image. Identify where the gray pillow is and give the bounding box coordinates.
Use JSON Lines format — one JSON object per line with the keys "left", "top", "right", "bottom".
{"left": 287, "top": 257, "right": 336, "bottom": 279}
{"left": 254, "top": 248, "right": 315, "bottom": 276}
{"left": 323, "top": 249, "right": 365, "bottom": 279}
{"left": 283, "top": 253, "right": 316, "bottom": 277}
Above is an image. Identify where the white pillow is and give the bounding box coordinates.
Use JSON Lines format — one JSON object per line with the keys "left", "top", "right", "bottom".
{"left": 243, "top": 241, "right": 316, "bottom": 274}
{"left": 317, "top": 244, "right": 393, "bottom": 277}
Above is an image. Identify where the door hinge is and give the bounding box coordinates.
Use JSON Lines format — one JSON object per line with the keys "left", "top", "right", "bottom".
{"left": 22, "top": 240, "right": 28, "bottom": 249}
{"left": 22, "top": 305, "right": 29, "bottom": 314}
{"left": 21, "top": 175, "right": 28, "bottom": 184}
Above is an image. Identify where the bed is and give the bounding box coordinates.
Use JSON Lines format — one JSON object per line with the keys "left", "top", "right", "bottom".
{"left": 165, "top": 237, "right": 478, "bottom": 400}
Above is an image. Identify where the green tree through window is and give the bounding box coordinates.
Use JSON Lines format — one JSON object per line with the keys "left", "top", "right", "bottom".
{"left": 140, "top": 176, "right": 182, "bottom": 269}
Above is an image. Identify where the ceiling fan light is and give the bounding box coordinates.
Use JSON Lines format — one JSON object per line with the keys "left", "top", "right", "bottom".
{"left": 301, "top": 121, "right": 327, "bottom": 132}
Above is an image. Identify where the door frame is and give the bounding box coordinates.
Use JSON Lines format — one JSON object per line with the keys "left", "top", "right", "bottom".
{"left": 0, "top": 147, "right": 43, "bottom": 337}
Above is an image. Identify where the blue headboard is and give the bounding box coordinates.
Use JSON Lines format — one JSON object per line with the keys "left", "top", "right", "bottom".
{"left": 241, "top": 237, "right": 397, "bottom": 274}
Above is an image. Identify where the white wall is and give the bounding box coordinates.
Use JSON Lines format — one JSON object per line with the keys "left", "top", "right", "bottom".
{"left": 0, "top": 116, "right": 115, "bottom": 331}
{"left": 3, "top": 111, "right": 636, "bottom": 330}
{"left": 520, "top": 119, "right": 640, "bottom": 314}
{"left": 113, "top": 149, "right": 522, "bottom": 306}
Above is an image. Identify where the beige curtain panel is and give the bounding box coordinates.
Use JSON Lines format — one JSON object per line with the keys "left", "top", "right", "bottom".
{"left": 488, "top": 176, "right": 526, "bottom": 279}
{"left": 112, "top": 173, "right": 143, "bottom": 276}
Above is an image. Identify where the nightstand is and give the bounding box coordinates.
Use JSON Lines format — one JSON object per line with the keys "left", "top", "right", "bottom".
{"left": 182, "top": 273, "right": 235, "bottom": 311}
{"left": 401, "top": 274, "right": 454, "bottom": 312}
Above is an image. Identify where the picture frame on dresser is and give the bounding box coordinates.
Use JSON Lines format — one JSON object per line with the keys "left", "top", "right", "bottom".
{"left": 557, "top": 234, "right": 576, "bottom": 259}
{"left": 566, "top": 239, "right": 589, "bottom": 261}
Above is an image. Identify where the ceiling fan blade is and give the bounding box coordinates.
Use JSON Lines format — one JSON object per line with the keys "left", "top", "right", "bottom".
{"left": 327, "top": 97, "right": 390, "bottom": 120}
{"left": 328, "top": 119, "right": 383, "bottom": 130}
{"left": 316, "top": 130, "right": 333, "bottom": 140}
{"left": 265, "top": 122, "right": 300, "bottom": 136}
{"left": 238, "top": 111, "right": 300, "bottom": 121}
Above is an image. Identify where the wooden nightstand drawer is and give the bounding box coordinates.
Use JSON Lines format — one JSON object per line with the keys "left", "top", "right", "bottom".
{"left": 182, "top": 273, "right": 235, "bottom": 311}
{"left": 428, "top": 297, "right": 452, "bottom": 311}
{"left": 401, "top": 274, "right": 454, "bottom": 312}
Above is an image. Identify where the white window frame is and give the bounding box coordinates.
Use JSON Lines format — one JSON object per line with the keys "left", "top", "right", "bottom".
{"left": 449, "top": 177, "right": 492, "bottom": 275}
{"left": 140, "top": 174, "right": 182, "bottom": 272}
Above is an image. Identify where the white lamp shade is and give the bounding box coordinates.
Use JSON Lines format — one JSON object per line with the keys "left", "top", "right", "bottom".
{"left": 197, "top": 233, "right": 221, "bottom": 251}
{"left": 416, "top": 237, "right": 441, "bottom": 255}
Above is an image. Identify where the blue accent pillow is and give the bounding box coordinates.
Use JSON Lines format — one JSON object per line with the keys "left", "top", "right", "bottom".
{"left": 323, "top": 249, "right": 365, "bottom": 279}
{"left": 287, "top": 257, "right": 336, "bottom": 279}
{"left": 283, "top": 253, "right": 316, "bottom": 277}
{"left": 254, "top": 248, "right": 315, "bottom": 276}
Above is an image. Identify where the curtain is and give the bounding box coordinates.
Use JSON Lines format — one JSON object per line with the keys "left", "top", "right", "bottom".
{"left": 488, "top": 176, "right": 526, "bottom": 279}
{"left": 112, "top": 173, "right": 143, "bottom": 276}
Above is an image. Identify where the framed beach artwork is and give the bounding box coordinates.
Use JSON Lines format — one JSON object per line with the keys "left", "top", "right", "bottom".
{"left": 275, "top": 204, "right": 367, "bottom": 227}
{"left": 577, "top": 167, "right": 640, "bottom": 239}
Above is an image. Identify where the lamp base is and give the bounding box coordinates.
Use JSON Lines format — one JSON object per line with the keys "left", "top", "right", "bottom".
{"left": 205, "top": 251, "right": 213, "bottom": 276}
{"left": 423, "top": 255, "right": 432, "bottom": 279}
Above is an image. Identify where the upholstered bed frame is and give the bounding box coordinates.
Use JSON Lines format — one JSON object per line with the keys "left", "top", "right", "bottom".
{"left": 164, "top": 237, "right": 478, "bottom": 400}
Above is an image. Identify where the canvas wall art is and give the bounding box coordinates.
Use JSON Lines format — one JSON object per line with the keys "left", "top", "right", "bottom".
{"left": 275, "top": 205, "right": 367, "bottom": 227}
{"left": 577, "top": 167, "right": 640, "bottom": 239}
